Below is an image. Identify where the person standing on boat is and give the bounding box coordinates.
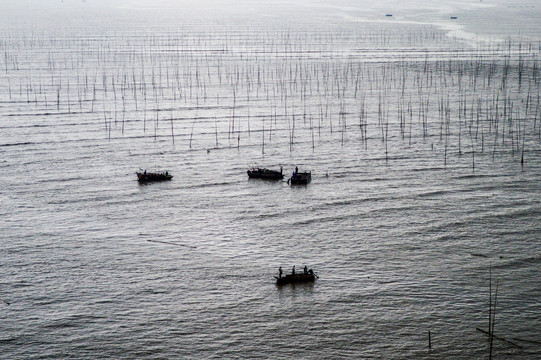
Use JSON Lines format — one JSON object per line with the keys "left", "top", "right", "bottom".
{"left": 279, "top": 267, "right": 283, "bottom": 278}
{"left": 295, "top": 166, "right": 298, "bottom": 175}
{"left": 292, "top": 266, "right": 295, "bottom": 276}
{"left": 304, "top": 266, "right": 308, "bottom": 274}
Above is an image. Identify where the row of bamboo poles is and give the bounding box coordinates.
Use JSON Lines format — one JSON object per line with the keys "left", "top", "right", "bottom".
{"left": 1, "top": 28, "right": 540, "bottom": 167}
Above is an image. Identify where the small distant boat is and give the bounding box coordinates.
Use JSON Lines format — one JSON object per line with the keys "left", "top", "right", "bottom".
{"left": 275, "top": 269, "right": 316, "bottom": 285}
{"left": 386, "top": 14, "right": 393, "bottom": 17}
{"left": 288, "top": 171, "right": 311, "bottom": 185}
{"left": 450, "top": 16, "right": 458, "bottom": 19}
{"left": 247, "top": 167, "right": 284, "bottom": 180}
{"left": 136, "top": 170, "right": 173, "bottom": 182}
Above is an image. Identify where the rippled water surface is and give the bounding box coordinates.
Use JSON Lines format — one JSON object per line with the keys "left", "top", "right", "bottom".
{"left": 1, "top": 1, "right": 540, "bottom": 359}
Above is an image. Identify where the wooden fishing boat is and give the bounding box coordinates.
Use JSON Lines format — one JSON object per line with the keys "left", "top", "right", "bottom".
{"left": 247, "top": 167, "right": 283, "bottom": 180}
{"left": 275, "top": 270, "right": 316, "bottom": 285}
{"left": 136, "top": 170, "right": 173, "bottom": 182}
{"left": 288, "top": 171, "right": 311, "bottom": 185}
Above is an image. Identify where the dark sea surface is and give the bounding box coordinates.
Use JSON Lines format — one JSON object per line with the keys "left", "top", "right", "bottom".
{"left": 1, "top": 1, "right": 540, "bottom": 358}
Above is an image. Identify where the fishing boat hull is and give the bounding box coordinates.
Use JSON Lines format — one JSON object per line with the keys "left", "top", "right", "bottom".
{"left": 275, "top": 273, "right": 315, "bottom": 285}
{"left": 247, "top": 168, "right": 284, "bottom": 180}
{"left": 136, "top": 172, "right": 173, "bottom": 182}
{"left": 289, "top": 172, "right": 311, "bottom": 185}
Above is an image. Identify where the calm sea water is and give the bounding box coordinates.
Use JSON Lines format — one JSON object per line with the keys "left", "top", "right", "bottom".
{"left": 1, "top": 1, "right": 540, "bottom": 359}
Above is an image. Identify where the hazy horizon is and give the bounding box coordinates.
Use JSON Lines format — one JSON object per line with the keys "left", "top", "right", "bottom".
{"left": 1, "top": 0, "right": 540, "bottom": 42}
